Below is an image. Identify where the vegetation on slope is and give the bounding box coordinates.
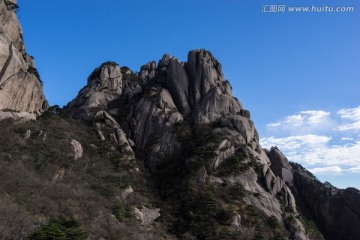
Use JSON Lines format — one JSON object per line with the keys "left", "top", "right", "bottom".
{"left": 0, "top": 111, "right": 168, "bottom": 239}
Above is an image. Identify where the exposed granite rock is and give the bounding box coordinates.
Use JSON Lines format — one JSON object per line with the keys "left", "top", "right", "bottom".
{"left": 219, "top": 115, "right": 255, "bottom": 143}
{"left": 67, "top": 62, "right": 123, "bottom": 118}
{"left": 291, "top": 168, "right": 360, "bottom": 240}
{"left": 121, "top": 186, "right": 134, "bottom": 199}
{"left": 186, "top": 49, "right": 226, "bottom": 108}
{"left": 192, "top": 88, "right": 242, "bottom": 124}
{"left": 158, "top": 54, "right": 170, "bottom": 71}
{"left": 232, "top": 214, "right": 241, "bottom": 228}
{"left": 70, "top": 139, "right": 83, "bottom": 160}
{"left": 0, "top": 0, "right": 47, "bottom": 113}
{"left": 93, "top": 110, "right": 134, "bottom": 157}
{"left": 130, "top": 87, "right": 182, "bottom": 170}
{"left": 266, "top": 146, "right": 293, "bottom": 184}
{"left": 0, "top": 111, "right": 36, "bottom": 122}
{"left": 166, "top": 58, "right": 191, "bottom": 115}
{"left": 133, "top": 206, "right": 161, "bottom": 226}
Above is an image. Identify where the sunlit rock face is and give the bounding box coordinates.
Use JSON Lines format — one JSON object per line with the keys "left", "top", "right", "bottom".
{"left": 0, "top": 0, "right": 47, "bottom": 114}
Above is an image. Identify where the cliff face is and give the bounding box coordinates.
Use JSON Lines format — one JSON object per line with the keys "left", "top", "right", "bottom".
{"left": 291, "top": 167, "right": 360, "bottom": 240}
{"left": 0, "top": 0, "right": 47, "bottom": 115}
{"left": 267, "top": 147, "right": 360, "bottom": 240}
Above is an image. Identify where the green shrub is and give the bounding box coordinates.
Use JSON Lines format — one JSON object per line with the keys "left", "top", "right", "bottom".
{"left": 217, "top": 150, "right": 251, "bottom": 176}
{"left": 267, "top": 216, "right": 280, "bottom": 229}
{"left": 27, "top": 66, "right": 43, "bottom": 85}
{"left": 112, "top": 200, "right": 131, "bottom": 221}
{"left": 274, "top": 234, "right": 288, "bottom": 240}
{"left": 253, "top": 232, "right": 267, "bottom": 240}
{"left": 29, "top": 217, "right": 87, "bottom": 240}
{"left": 229, "top": 183, "right": 246, "bottom": 199}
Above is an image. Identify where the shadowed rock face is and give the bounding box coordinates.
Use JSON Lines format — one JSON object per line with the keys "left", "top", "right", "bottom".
{"left": 267, "top": 147, "right": 360, "bottom": 240}
{"left": 292, "top": 170, "right": 360, "bottom": 240}
{"left": 0, "top": 0, "right": 47, "bottom": 114}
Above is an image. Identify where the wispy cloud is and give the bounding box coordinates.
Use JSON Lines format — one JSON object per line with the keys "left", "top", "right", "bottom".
{"left": 308, "top": 166, "right": 343, "bottom": 174}
{"left": 261, "top": 106, "right": 360, "bottom": 174}
{"left": 337, "top": 106, "right": 360, "bottom": 131}
{"left": 266, "top": 110, "right": 334, "bottom": 135}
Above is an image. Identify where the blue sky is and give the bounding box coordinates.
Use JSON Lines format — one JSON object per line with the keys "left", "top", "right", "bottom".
{"left": 18, "top": 0, "right": 360, "bottom": 189}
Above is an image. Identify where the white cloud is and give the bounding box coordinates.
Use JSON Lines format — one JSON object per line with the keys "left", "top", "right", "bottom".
{"left": 337, "top": 106, "right": 360, "bottom": 131}
{"left": 341, "top": 137, "right": 354, "bottom": 141}
{"left": 261, "top": 106, "right": 360, "bottom": 176}
{"left": 261, "top": 135, "right": 360, "bottom": 168}
{"left": 261, "top": 135, "right": 330, "bottom": 151}
{"left": 348, "top": 166, "right": 360, "bottom": 173}
{"left": 337, "top": 122, "right": 360, "bottom": 131}
{"left": 308, "top": 166, "right": 343, "bottom": 174}
{"left": 266, "top": 110, "right": 333, "bottom": 134}
{"left": 300, "top": 110, "right": 330, "bottom": 125}
{"left": 338, "top": 106, "right": 360, "bottom": 121}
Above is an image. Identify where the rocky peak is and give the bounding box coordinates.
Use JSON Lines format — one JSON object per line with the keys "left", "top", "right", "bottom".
{"left": 66, "top": 49, "right": 315, "bottom": 239}
{"left": 0, "top": 0, "right": 47, "bottom": 117}
{"left": 67, "top": 62, "right": 123, "bottom": 118}
{"left": 69, "top": 49, "right": 240, "bottom": 120}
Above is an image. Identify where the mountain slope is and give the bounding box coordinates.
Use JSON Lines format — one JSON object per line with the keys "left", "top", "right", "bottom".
{"left": 0, "top": 2, "right": 359, "bottom": 239}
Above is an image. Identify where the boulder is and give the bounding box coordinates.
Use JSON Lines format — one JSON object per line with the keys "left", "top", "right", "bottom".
{"left": 70, "top": 139, "right": 83, "bottom": 160}
{"left": 133, "top": 206, "right": 161, "bottom": 226}
{"left": 266, "top": 147, "right": 293, "bottom": 184}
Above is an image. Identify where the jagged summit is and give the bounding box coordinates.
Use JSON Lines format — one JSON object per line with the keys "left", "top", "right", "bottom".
{"left": 0, "top": 0, "right": 47, "bottom": 119}
{"left": 68, "top": 49, "right": 243, "bottom": 120}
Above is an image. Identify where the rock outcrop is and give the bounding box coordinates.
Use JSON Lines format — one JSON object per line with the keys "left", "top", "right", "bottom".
{"left": 133, "top": 206, "right": 161, "bottom": 226}
{"left": 68, "top": 49, "right": 314, "bottom": 239}
{"left": 0, "top": 0, "right": 47, "bottom": 115}
{"left": 291, "top": 166, "right": 360, "bottom": 240}
{"left": 70, "top": 139, "right": 83, "bottom": 160}
{"left": 267, "top": 147, "right": 360, "bottom": 240}
{"left": 67, "top": 62, "right": 122, "bottom": 118}
{"left": 267, "top": 146, "right": 294, "bottom": 184}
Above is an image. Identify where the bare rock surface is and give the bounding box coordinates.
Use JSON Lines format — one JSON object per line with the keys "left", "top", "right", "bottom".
{"left": 70, "top": 139, "right": 83, "bottom": 160}
{"left": 67, "top": 62, "right": 123, "bottom": 118}
{"left": 0, "top": 0, "right": 47, "bottom": 113}
{"left": 133, "top": 206, "right": 161, "bottom": 226}
{"left": 266, "top": 146, "right": 293, "bottom": 184}
{"left": 0, "top": 111, "right": 36, "bottom": 122}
